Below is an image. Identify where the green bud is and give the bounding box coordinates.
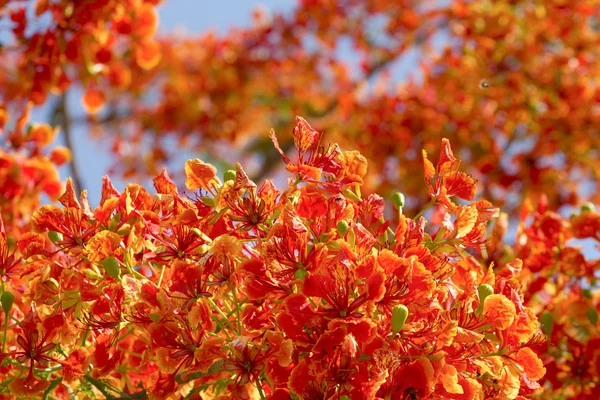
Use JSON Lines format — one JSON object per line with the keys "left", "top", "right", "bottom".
{"left": 294, "top": 269, "right": 308, "bottom": 280}
{"left": 391, "top": 304, "right": 409, "bottom": 335}
{"left": 392, "top": 192, "right": 405, "bottom": 209}
{"left": 48, "top": 231, "right": 63, "bottom": 242}
{"left": 587, "top": 308, "right": 599, "bottom": 326}
{"left": 477, "top": 284, "right": 494, "bottom": 303}
{"left": 149, "top": 313, "right": 161, "bottom": 323}
{"left": 99, "top": 256, "right": 121, "bottom": 280}
{"left": 540, "top": 311, "right": 554, "bottom": 336}
{"left": 581, "top": 202, "right": 596, "bottom": 213}
{"left": 224, "top": 169, "right": 236, "bottom": 182}
{"left": 337, "top": 220, "right": 349, "bottom": 238}
{"left": 475, "top": 284, "right": 494, "bottom": 316}
{"left": 1, "top": 291, "right": 15, "bottom": 314}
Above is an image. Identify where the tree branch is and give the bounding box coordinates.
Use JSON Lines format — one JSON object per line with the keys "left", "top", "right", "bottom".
{"left": 52, "top": 93, "right": 84, "bottom": 194}
{"left": 251, "top": 16, "right": 452, "bottom": 184}
{"left": 252, "top": 53, "right": 400, "bottom": 183}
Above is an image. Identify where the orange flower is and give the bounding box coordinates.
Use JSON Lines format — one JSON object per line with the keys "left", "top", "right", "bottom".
{"left": 422, "top": 138, "right": 477, "bottom": 208}
{"left": 49, "top": 146, "right": 71, "bottom": 166}
{"left": 8, "top": 376, "right": 51, "bottom": 397}
{"left": 135, "top": 39, "right": 162, "bottom": 70}
{"left": 482, "top": 294, "right": 516, "bottom": 330}
{"left": 515, "top": 347, "right": 546, "bottom": 381}
{"left": 28, "top": 123, "right": 57, "bottom": 147}
{"left": 571, "top": 211, "right": 600, "bottom": 239}
{"left": 82, "top": 88, "right": 106, "bottom": 115}
{"left": 337, "top": 150, "right": 368, "bottom": 185}
{"left": 59, "top": 348, "right": 91, "bottom": 383}
{"left": 184, "top": 158, "right": 221, "bottom": 191}
{"left": 439, "top": 364, "right": 463, "bottom": 394}
{"left": 133, "top": 3, "right": 159, "bottom": 37}
{"left": 454, "top": 204, "right": 478, "bottom": 239}
{"left": 270, "top": 117, "right": 342, "bottom": 183}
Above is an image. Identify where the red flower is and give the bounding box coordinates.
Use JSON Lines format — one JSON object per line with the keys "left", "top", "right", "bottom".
{"left": 422, "top": 138, "right": 477, "bottom": 209}
{"left": 13, "top": 310, "right": 58, "bottom": 377}
{"left": 0, "top": 218, "right": 21, "bottom": 280}
{"left": 270, "top": 116, "right": 342, "bottom": 182}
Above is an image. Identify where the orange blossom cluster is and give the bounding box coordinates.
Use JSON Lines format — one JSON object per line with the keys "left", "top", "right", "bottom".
{"left": 0, "top": 118, "right": 546, "bottom": 399}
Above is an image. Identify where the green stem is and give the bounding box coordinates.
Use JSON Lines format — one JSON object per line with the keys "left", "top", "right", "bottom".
{"left": 207, "top": 298, "right": 237, "bottom": 334}
{"left": 81, "top": 326, "right": 89, "bottom": 347}
{"left": 413, "top": 198, "right": 436, "bottom": 221}
{"left": 256, "top": 378, "right": 266, "bottom": 400}
{"left": 157, "top": 264, "right": 166, "bottom": 288}
{"left": 2, "top": 314, "right": 9, "bottom": 353}
{"left": 225, "top": 283, "right": 242, "bottom": 335}
{"left": 84, "top": 375, "right": 114, "bottom": 399}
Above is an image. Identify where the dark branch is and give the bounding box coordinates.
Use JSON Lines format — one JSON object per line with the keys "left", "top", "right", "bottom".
{"left": 52, "top": 92, "right": 84, "bottom": 194}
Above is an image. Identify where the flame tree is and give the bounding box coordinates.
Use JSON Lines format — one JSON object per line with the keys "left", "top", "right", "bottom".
{"left": 1, "top": 0, "right": 600, "bottom": 398}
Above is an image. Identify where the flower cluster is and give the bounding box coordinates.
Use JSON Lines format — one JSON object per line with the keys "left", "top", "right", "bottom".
{"left": 1, "top": 0, "right": 161, "bottom": 106}
{"left": 510, "top": 198, "right": 600, "bottom": 398}
{"left": 50, "top": 0, "right": 600, "bottom": 217}
{"left": 0, "top": 118, "right": 545, "bottom": 399}
{"left": 0, "top": 104, "right": 68, "bottom": 237}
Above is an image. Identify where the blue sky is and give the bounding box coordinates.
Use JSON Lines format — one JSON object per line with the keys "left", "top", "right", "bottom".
{"left": 58, "top": 1, "right": 297, "bottom": 204}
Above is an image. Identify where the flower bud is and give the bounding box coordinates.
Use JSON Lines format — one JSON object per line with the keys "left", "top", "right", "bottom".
{"left": 392, "top": 304, "right": 409, "bottom": 335}
{"left": 582, "top": 202, "right": 596, "bottom": 213}
{"left": 224, "top": 169, "right": 236, "bottom": 182}
{"left": 392, "top": 192, "right": 405, "bottom": 209}
{"left": 337, "top": 220, "right": 349, "bottom": 238}
{"left": 1, "top": 291, "right": 14, "bottom": 314}
{"left": 478, "top": 284, "right": 494, "bottom": 301}
{"left": 587, "top": 308, "right": 599, "bottom": 326}
{"left": 294, "top": 269, "right": 308, "bottom": 280}
{"left": 475, "top": 284, "right": 494, "bottom": 316}
{"left": 48, "top": 231, "right": 63, "bottom": 242}
{"left": 540, "top": 310, "right": 553, "bottom": 336}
